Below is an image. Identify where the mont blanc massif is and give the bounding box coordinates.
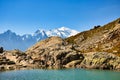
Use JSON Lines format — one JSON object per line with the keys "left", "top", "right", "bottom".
{"left": 0, "top": 27, "right": 78, "bottom": 51}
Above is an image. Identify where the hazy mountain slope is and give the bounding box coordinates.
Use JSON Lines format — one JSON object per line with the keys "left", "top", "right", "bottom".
{"left": 0, "top": 30, "right": 26, "bottom": 50}
{"left": 65, "top": 18, "right": 120, "bottom": 56}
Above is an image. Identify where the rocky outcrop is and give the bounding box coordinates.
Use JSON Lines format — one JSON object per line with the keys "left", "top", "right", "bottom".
{"left": 0, "top": 50, "right": 33, "bottom": 71}
{"left": 26, "top": 37, "right": 84, "bottom": 69}
{"left": 80, "top": 52, "right": 120, "bottom": 70}
{"left": 0, "top": 54, "right": 15, "bottom": 71}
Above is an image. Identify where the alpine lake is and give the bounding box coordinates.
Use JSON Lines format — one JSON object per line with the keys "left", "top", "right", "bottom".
{"left": 0, "top": 68, "right": 120, "bottom": 80}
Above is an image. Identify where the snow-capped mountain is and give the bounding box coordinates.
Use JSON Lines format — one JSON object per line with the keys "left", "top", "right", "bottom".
{"left": 0, "top": 27, "right": 79, "bottom": 51}
{"left": 46, "top": 27, "right": 78, "bottom": 38}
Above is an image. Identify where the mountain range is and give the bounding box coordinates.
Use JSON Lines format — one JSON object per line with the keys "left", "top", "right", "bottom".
{"left": 0, "top": 27, "right": 79, "bottom": 51}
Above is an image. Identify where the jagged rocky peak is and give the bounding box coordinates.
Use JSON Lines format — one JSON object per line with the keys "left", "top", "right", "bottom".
{"left": 5, "top": 30, "right": 12, "bottom": 33}
{"left": 34, "top": 29, "right": 46, "bottom": 36}
{"left": 3, "top": 30, "right": 16, "bottom": 36}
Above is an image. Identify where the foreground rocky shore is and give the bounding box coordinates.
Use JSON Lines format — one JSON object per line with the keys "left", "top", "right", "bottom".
{"left": 0, "top": 37, "right": 120, "bottom": 71}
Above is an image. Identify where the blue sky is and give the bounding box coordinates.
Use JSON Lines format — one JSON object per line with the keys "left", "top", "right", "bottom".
{"left": 0, "top": 0, "right": 120, "bottom": 35}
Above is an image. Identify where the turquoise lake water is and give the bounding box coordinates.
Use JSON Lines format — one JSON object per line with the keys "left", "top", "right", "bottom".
{"left": 0, "top": 69, "right": 120, "bottom": 80}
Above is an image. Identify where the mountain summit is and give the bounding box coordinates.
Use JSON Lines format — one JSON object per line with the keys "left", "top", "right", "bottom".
{"left": 46, "top": 27, "right": 78, "bottom": 38}
{"left": 0, "top": 27, "right": 78, "bottom": 50}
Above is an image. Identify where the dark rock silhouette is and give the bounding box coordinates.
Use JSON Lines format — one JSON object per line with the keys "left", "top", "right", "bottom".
{"left": 0, "top": 47, "right": 3, "bottom": 53}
